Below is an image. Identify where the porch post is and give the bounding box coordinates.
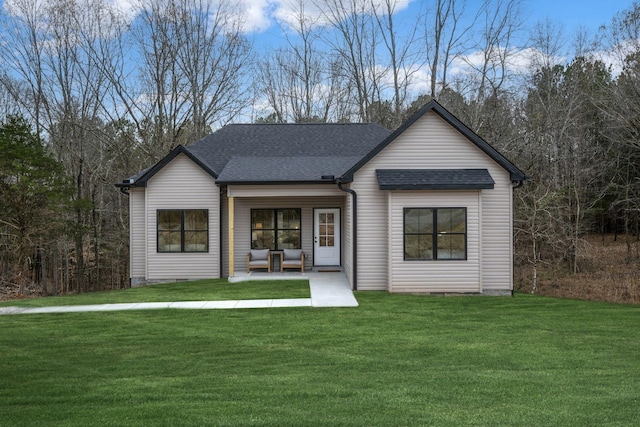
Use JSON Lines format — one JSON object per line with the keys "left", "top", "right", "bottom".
{"left": 228, "top": 196, "right": 235, "bottom": 276}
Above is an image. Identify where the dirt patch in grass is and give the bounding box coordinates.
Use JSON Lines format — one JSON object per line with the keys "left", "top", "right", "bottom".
{"left": 516, "top": 234, "right": 640, "bottom": 304}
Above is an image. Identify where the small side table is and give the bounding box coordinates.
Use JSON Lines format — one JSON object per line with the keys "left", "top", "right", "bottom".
{"left": 270, "top": 250, "right": 283, "bottom": 272}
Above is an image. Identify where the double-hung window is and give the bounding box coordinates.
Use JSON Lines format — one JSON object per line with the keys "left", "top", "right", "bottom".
{"left": 157, "top": 210, "right": 208, "bottom": 252}
{"left": 404, "top": 208, "right": 466, "bottom": 260}
{"left": 251, "top": 209, "right": 301, "bottom": 250}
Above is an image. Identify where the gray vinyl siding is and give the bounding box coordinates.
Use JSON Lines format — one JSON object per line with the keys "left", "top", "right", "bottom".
{"left": 351, "top": 110, "right": 514, "bottom": 292}
{"left": 229, "top": 196, "right": 344, "bottom": 274}
{"left": 144, "top": 154, "right": 220, "bottom": 280}
{"left": 388, "top": 191, "right": 481, "bottom": 293}
{"left": 129, "top": 188, "right": 146, "bottom": 281}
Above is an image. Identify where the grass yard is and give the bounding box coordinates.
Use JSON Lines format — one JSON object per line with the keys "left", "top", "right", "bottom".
{"left": 1, "top": 285, "right": 639, "bottom": 426}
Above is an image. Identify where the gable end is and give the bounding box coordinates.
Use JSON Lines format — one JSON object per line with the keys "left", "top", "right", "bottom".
{"left": 122, "top": 145, "right": 218, "bottom": 188}
{"left": 342, "top": 100, "right": 527, "bottom": 183}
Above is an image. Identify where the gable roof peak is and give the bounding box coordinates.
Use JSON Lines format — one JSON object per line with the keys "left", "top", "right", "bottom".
{"left": 342, "top": 99, "right": 527, "bottom": 183}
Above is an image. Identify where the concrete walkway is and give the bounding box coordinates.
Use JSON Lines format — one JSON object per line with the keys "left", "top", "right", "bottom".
{"left": 0, "top": 271, "right": 358, "bottom": 315}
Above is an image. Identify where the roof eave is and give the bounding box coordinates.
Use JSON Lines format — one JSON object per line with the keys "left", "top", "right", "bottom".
{"left": 215, "top": 179, "right": 338, "bottom": 186}
{"left": 379, "top": 183, "right": 495, "bottom": 191}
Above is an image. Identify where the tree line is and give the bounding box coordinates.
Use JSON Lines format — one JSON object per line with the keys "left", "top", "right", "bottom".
{"left": 1, "top": 0, "right": 640, "bottom": 296}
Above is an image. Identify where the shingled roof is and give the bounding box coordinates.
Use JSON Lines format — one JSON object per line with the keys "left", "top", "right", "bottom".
{"left": 125, "top": 123, "right": 391, "bottom": 187}
{"left": 376, "top": 169, "right": 495, "bottom": 190}
{"left": 118, "top": 100, "right": 527, "bottom": 188}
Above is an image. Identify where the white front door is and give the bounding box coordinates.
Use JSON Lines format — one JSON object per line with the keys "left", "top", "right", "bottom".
{"left": 314, "top": 208, "right": 341, "bottom": 266}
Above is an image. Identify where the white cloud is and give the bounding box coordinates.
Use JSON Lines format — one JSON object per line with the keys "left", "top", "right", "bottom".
{"left": 270, "top": 0, "right": 414, "bottom": 32}
{"left": 449, "top": 46, "right": 567, "bottom": 78}
{"left": 236, "top": 0, "right": 273, "bottom": 33}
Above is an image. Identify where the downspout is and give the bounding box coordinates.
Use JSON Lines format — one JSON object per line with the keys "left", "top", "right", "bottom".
{"left": 219, "top": 187, "right": 225, "bottom": 279}
{"left": 511, "top": 178, "right": 526, "bottom": 296}
{"left": 337, "top": 180, "right": 357, "bottom": 291}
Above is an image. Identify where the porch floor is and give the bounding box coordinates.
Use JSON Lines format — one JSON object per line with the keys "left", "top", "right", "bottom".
{"left": 229, "top": 269, "right": 358, "bottom": 308}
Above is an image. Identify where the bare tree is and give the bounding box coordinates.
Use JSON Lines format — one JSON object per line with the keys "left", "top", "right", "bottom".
{"left": 423, "top": 0, "right": 478, "bottom": 99}
{"left": 371, "top": 0, "right": 423, "bottom": 126}
{"left": 256, "top": 0, "right": 344, "bottom": 123}
{"left": 321, "top": 0, "right": 383, "bottom": 122}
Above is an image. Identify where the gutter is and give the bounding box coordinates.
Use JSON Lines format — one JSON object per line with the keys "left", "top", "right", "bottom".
{"left": 337, "top": 180, "right": 357, "bottom": 291}
{"left": 220, "top": 187, "right": 225, "bottom": 279}
{"left": 115, "top": 180, "right": 132, "bottom": 196}
{"left": 512, "top": 179, "right": 528, "bottom": 189}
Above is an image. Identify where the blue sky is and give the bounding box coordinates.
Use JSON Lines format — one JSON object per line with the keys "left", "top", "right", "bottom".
{"left": 523, "top": 0, "right": 634, "bottom": 33}
{"left": 2, "top": 0, "right": 634, "bottom": 41}
{"left": 244, "top": 0, "right": 637, "bottom": 62}
{"left": 244, "top": 0, "right": 635, "bottom": 35}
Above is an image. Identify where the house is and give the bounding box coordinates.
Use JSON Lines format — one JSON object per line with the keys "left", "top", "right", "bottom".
{"left": 117, "top": 100, "right": 527, "bottom": 294}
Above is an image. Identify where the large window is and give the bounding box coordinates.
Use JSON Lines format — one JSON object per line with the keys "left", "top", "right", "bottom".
{"left": 251, "top": 209, "right": 301, "bottom": 250}
{"left": 404, "top": 208, "right": 466, "bottom": 260}
{"left": 157, "top": 210, "right": 208, "bottom": 253}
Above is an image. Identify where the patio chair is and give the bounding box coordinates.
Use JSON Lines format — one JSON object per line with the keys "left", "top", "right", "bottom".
{"left": 247, "top": 249, "right": 271, "bottom": 273}
{"left": 280, "top": 249, "right": 304, "bottom": 272}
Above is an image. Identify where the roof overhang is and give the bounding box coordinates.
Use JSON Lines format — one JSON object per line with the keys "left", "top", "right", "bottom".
{"left": 376, "top": 169, "right": 495, "bottom": 190}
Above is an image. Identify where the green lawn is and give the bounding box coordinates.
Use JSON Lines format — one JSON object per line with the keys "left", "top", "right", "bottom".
{"left": 0, "top": 279, "right": 310, "bottom": 307}
{"left": 1, "top": 287, "right": 639, "bottom": 426}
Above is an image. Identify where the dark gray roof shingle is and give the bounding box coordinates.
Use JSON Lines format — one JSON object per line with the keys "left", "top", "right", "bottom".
{"left": 376, "top": 169, "right": 495, "bottom": 190}
{"left": 216, "top": 156, "right": 363, "bottom": 183}
{"left": 188, "top": 123, "right": 392, "bottom": 182}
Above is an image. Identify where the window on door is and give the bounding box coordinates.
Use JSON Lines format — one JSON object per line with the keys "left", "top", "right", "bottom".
{"left": 157, "top": 210, "right": 208, "bottom": 253}
{"left": 403, "top": 208, "right": 466, "bottom": 260}
{"left": 318, "top": 212, "right": 335, "bottom": 247}
{"left": 251, "top": 209, "right": 301, "bottom": 250}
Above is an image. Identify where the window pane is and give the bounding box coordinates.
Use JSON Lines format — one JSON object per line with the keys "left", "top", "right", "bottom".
{"left": 404, "top": 208, "right": 433, "bottom": 233}
{"left": 404, "top": 209, "right": 419, "bottom": 233}
{"left": 437, "top": 234, "right": 465, "bottom": 259}
{"left": 185, "top": 210, "right": 207, "bottom": 230}
{"left": 252, "top": 210, "right": 274, "bottom": 229}
{"left": 184, "top": 231, "right": 208, "bottom": 252}
{"left": 278, "top": 209, "right": 300, "bottom": 229}
{"left": 158, "top": 211, "right": 181, "bottom": 231}
{"left": 405, "top": 235, "right": 419, "bottom": 259}
{"left": 159, "top": 231, "right": 181, "bottom": 252}
{"left": 252, "top": 230, "right": 274, "bottom": 249}
{"left": 422, "top": 234, "right": 433, "bottom": 259}
{"left": 450, "top": 208, "right": 466, "bottom": 233}
{"left": 278, "top": 230, "right": 301, "bottom": 249}
{"left": 405, "top": 234, "right": 433, "bottom": 260}
{"left": 438, "top": 208, "right": 465, "bottom": 233}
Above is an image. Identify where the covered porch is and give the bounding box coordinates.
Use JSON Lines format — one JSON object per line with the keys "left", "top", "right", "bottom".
{"left": 223, "top": 184, "right": 349, "bottom": 283}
